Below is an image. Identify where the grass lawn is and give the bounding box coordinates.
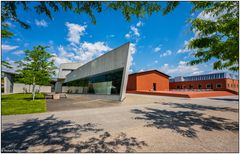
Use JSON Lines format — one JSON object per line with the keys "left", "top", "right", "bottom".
{"left": 2, "top": 93, "right": 46, "bottom": 115}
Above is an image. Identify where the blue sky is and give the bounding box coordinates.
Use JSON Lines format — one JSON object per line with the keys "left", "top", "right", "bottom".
{"left": 2, "top": 2, "right": 229, "bottom": 77}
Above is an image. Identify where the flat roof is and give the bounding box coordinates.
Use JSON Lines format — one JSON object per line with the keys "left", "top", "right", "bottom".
{"left": 129, "top": 70, "right": 170, "bottom": 78}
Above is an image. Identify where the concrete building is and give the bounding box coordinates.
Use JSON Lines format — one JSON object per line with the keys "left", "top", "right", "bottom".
{"left": 169, "top": 72, "right": 239, "bottom": 93}
{"left": 127, "top": 70, "right": 170, "bottom": 92}
{"left": 55, "top": 63, "right": 82, "bottom": 93}
{"left": 1, "top": 70, "right": 16, "bottom": 94}
{"left": 56, "top": 42, "right": 131, "bottom": 101}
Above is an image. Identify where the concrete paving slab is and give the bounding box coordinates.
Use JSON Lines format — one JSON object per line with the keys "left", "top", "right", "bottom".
{"left": 2, "top": 94, "right": 239, "bottom": 152}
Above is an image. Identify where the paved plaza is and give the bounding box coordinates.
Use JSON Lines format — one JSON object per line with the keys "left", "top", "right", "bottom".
{"left": 2, "top": 94, "right": 239, "bottom": 152}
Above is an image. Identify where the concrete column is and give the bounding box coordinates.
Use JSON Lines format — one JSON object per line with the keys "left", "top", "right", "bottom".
{"left": 4, "top": 73, "right": 13, "bottom": 94}
{"left": 55, "top": 80, "right": 63, "bottom": 93}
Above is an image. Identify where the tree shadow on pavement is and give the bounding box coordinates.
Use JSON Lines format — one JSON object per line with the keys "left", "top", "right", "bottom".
{"left": 208, "top": 97, "right": 239, "bottom": 102}
{"left": 46, "top": 132, "right": 147, "bottom": 153}
{"left": 157, "top": 102, "right": 238, "bottom": 112}
{"left": 131, "top": 108, "right": 238, "bottom": 138}
{"left": 2, "top": 115, "right": 147, "bottom": 152}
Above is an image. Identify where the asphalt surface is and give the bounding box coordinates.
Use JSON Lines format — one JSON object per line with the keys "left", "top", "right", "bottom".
{"left": 2, "top": 94, "right": 239, "bottom": 152}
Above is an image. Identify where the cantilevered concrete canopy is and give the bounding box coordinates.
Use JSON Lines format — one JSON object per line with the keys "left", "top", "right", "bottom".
{"left": 57, "top": 42, "right": 131, "bottom": 101}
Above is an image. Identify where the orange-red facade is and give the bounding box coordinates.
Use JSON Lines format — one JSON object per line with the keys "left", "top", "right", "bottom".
{"left": 169, "top": 78, "right": 239, "bottom": 93}
{"left": 127, "top": 70, "right": 238, "bottom": 94}
{"left": 127, "top": 70, "right": 169, "bottom": 91}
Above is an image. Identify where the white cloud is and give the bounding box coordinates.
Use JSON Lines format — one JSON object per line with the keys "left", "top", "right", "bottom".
{"left": 52, "top": 53, "right": 72, "bottom": 67}
{"left": 129, "top": 43, "right": 137, "bottom": 70}
{"left": 184, "top": 40, "right": 189, "bottom": 46}
{"left": 154, "top": 47, "right": 161, "bottom": 52}
{"left": 58, "top": 45, "right": 75, "bottom": 58}
{"left": 125, "top": 22, "right": 143, "bottom": 40}
{"left": 177, "top": 40, "right": 192, "bottom": 54}
{"left": 130, "top": 26, "right": 140, "bottom": 37}
{"left": 71, "top": 41, "right": 112, "bottom": 64}
{"left": 129, "top": 43, "right": 136, "bottom": 55}
{"left": 53, "top": 41, "right": 112, "bottom": 66}
{"left": 177, "top": 48, "right": 191, "bottom": 54}
{"left": 154, "top": 60, "right": 158, "bottom": 64}
{"left": 13, "top": 50, "right": 24, "bottom": 55}
{"left": 125, "top": 33, "right": 131, "bottom": 39}
{"left": 197, "top": 11, "right": 217, "bottom": 21}
{"left": 136, "top": 21, "right": 143, "bottom": 27}
{"left": 35, "top": 19, "right": 48, "bottom": 27}
{"left": 160, "top": 50, "right": 172, "bottom": 57}
{"left": 139, "top": 69, "right": 144, "bottom": 72}
{"left": 52, "top": 23, "right": 112, "bottom": 67}
{"left": 159, "top": 61, "right": 204, "bottom": 77}
{"left": 2, "top": 44, "right": 18, "bottom": 51}
{"left": 65, "top": 22, "right": 87, "bottom": 44}
{"left": 2, "top": 57, "right": 19, "bottom": 72}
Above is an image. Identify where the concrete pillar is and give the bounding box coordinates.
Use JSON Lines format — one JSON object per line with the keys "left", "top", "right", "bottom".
{"left": 55, "top": 80, "right": 63, "bottom": 93}
{"left": 4, "top": 73, "right": 13, "bottom": 94}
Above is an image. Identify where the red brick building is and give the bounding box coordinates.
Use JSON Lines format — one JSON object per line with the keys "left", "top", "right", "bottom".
{"left": 127, "top": 70, "right": 170, "bottom": 91}
{"left": 169, "top": 73, "right": 239, "bottom": 93}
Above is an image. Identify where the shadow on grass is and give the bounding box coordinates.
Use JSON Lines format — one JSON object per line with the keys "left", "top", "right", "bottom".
{"left": 131, "top": 108, "right": 238, "bottom": 138}
{"left": 2, "top": 115, "right": 147, "bottom": 152}
{"left": 157, "top": 102, "right": 238, "bottom": 112}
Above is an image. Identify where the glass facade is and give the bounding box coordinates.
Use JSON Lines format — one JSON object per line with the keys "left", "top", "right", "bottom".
{"left": 63, "top": 68, "right": 123, "bottom": 95}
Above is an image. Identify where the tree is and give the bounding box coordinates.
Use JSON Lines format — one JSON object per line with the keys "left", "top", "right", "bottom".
{"left": 187, "top": 1, "right": 239, "bottom": 72}
{"left": 1, "top": 1, "right": 163, "bottom": 37}
{"left": 2, "top": 61, "right": 12, "bottom": 69}
{"left": 16, "top": 46, "right": 56, "bottom": 100}
{"left": 163, "top": 1, "right": 239, "bottom": 72}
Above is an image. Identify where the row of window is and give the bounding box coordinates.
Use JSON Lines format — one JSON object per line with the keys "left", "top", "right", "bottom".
{"left": 227, "top": 83, "right": 238, "bottom": 88}
{"left": 184, "top": 73, "right": 225, "bottom": 81}
{"left": 176, "top": 83, "right": 222, "bottom": 89}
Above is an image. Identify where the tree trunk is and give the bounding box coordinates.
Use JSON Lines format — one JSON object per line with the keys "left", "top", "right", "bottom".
{"left": 32, "top": 76, "right": 36, "bottom": 101}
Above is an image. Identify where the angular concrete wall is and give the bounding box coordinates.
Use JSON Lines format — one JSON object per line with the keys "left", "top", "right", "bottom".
{"left": 64, "top": 42, "right": 131, "bottom": 101}
{"left": 58, "top": 63, "right": 82, "bottom": 79}
{"left": 13, "top": 83, "right": 51, "bottom": 93}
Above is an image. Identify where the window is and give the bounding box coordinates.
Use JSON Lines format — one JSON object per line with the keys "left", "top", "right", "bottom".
{"left": 228, "top": 83, "right": 230, "bottom": 87}
{"left": 198, "top": 84, "right": 202, "bottom": 89}
{"left": 63, "top": 68, "right": 124, "bottom": 95}
{"left": 189, "top": 85, "right": 193, "bottom": 89}
{"left": 177, "top": 85, "right": 180, "bottom": 89}
{"left": 62, "top": 69, "right": 74, "bottom": 71}
{"left": 206, "top": 84, "right": 212, "bottom": 89}
{"left": 216, "top": 84, "right": 222, "bottom": 88}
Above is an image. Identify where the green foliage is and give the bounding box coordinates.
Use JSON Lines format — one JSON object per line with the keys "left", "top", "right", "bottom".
{"left": 16, "top": 46, "right": 56, "bottom": 100}
{"left": 1, "top": 93, "right": 46, "bottom": 115}
{"left": 2, "top": 60, "right": 12, "bottom": 68}
{"left": 188, "top": 1, "right": 239, "bottom": 72}
{"left": 1, "top": 23, "right": 14, "bottom": 38}
{"left": 16, "top": 45, "right": 56, "bottom": 85}
{"left": 162, "top": 1, "right": 179, "bottom": 15}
